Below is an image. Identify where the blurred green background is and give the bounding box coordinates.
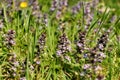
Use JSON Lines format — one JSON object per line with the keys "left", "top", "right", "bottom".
{"left": 37, "top": 0, "right": 120, "bottom": 15}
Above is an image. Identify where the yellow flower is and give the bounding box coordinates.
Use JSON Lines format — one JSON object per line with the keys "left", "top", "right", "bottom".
{"left": 20, "top": 1, "right": 28, "bottom": 8}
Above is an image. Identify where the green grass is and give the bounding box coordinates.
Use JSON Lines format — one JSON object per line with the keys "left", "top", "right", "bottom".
{"left": 0, "top": 0, "right": 120, "bottom": 80}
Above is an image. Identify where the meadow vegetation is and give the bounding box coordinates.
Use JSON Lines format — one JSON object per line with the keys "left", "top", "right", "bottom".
{"left": 0, "top": 0, "right": 120, "bottom": 80}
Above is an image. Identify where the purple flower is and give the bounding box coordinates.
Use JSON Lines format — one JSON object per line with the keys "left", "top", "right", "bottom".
{"left": 83, "top": 53, "right": 88, "bottom": 58}
{"left": 57, "top": 50, "right": 62, "bottom": 56}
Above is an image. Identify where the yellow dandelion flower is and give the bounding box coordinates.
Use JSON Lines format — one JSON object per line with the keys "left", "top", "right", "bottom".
{"left": 20, "top": 1, "right": 28, "bottom": 8}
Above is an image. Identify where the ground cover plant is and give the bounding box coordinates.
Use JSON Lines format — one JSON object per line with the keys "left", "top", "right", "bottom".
{"left": 0, "top": 0, "right": 120, "bottom": 80}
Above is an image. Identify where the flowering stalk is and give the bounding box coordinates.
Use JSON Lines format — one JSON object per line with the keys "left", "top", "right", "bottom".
{"left": 31, "top": 0, "right": 42, "bottom": 23}
{"left": 50, "top": 0, "right": 68, "bottom": 20}
{"left": 34, "top": 32, "right": 46, "bottom": 67}
{"left": 84, "top": 2, "right": 93, "bottom": 30}
{"left": 77, "top": 31, "right": 86, "bottom": 53}
{"left": 81, "top": 29, "right": 111, "bottom": 79}
{"left": 3, "top": 30, "right": 16, "bottom": 49}
{"left": 2, "top": 53, "right": 20, "bottom": 80}
{"left": 71, "top": 1, "right": 83, "bottom": 15}
{"left": 50, "top": 0, "right": 58, "bottom": 12}
{"left": 56, "top": 33, "right": 71, "bottom": 57}
{"left": 0, "top": 19, "right": 4, "bottom": 31}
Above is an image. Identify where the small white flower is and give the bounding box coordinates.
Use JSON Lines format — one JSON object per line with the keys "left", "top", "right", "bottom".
{"left": 20, "top": 77, "right": 26, "bottom": 80}
{"left": 36, "top": 60, "right": 40, "bottom": 65}
{"left": 65, "top": 56, "right": 71, "bottom": 62}
{"left": 77, "top": 43, "right": 83, "bottom": 47}
{"left": 80, "top": 72, "right": 85, "bottom": 76}
{"left": 57, "top": 50, "right": 62, "bottom": 56}
{"left": 12, "top": 73, "right": 16, "bottom": 77}
{"left": 11, "top": 67, "right": 17, "bottom": 71}
{"left": 13, "top": 61, "right": 19, "bottom": 67}
{"left": 98, "top": 52, "right": 106, "bottom": 58}
{"left": 98, "top": 44, "right": 104, "bottom": 50}
{"left": 83, "top": 64, "right": 91, "bottom": 70}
